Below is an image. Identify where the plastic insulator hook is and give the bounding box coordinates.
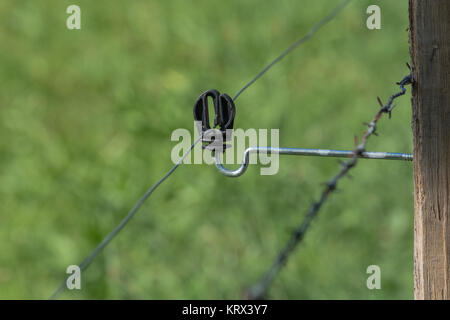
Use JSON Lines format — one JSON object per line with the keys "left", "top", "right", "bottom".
{"left": 193, "top": 89, "right": 236, "bottom": 150}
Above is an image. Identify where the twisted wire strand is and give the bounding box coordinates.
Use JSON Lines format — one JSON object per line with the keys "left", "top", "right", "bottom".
{"left": 51, "top": 0, "right": 353, "bottom": 299}
{"left": 246, "top": 74, "right": 412, "bottom": 300}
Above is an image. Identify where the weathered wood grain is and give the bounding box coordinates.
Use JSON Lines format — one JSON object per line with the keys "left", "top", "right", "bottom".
{"left": 409, "top": 0, "right": 450, "bottom": 300}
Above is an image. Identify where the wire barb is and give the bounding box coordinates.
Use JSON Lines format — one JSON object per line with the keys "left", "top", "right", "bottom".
{"left": 245, "top": 74, "right": 412, "bottom": 300}
{"left": 49, "top": 0, "right": 354, "bottom": 300}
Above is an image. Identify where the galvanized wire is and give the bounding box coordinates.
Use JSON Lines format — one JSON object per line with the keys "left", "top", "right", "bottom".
{"left": 50, "top": 136, "right": 202, "bottom": 299}
{"left": 232, "top": 0, "right": 352, "bottom": 101}
{"left": 245, "top": 74, "right": 413, "bottom": 299}
{"left": 48, "top": 0, "right": 364, "bottom": 299}
{"left": 215, "top": 147, "right": 412, "bottom": 177}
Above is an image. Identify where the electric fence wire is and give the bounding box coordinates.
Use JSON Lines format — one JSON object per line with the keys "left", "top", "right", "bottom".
{"left": 50, "top": 0, "right": 352, "bottom": 299}
{"left": 232, "top": 0, "right": 351, "bottom": 101}
{"left": 246, "top": 74, "right": 413, "bottom": 300}
{"left": 50, "top": 137, "right": 201, "bottom": 299}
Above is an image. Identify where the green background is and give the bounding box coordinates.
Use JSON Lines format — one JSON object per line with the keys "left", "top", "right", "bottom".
{"left": 0, "top": 0, "right": 414, "bottom": 299}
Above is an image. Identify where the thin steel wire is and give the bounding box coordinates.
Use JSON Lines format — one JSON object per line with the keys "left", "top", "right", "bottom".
{"left": 215, "top": 147, "right": 412, "bottom": 177}
{"left": 232, "top": 0, "right": 352, "bottom": 101}
{"left": 245, "top": 74, "right": 412, "bottom": 299}
{"left": 50, "top": 0, "right": 356, "bottom": 299}
{"left": 50, "top": 136, "right": 202, "bottom": 299}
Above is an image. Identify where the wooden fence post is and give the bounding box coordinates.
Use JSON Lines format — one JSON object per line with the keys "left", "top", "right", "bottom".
{"left": 409, "top": 0, "right": 450, "bottom": 300}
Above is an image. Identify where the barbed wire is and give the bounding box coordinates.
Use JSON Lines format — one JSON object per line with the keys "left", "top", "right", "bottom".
{"left": 49, "top": 0, "right": 356, "bottom": 299}
{"left": 245, "top": 73, "right": 413, "bottom": 300}
{"left": 50, "top": 0, "right": 353, "bottom": 299}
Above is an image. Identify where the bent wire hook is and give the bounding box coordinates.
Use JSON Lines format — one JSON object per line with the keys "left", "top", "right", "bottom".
{"left": 214, "top": 147, "right": 412, "bottom": 177}
{"left": 194, "top": 89, "right": 413, "bottom": 178}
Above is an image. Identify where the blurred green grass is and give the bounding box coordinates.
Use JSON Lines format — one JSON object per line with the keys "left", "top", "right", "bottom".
{"left": 0, "top": 0, "right": 414, "bottom": 299}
